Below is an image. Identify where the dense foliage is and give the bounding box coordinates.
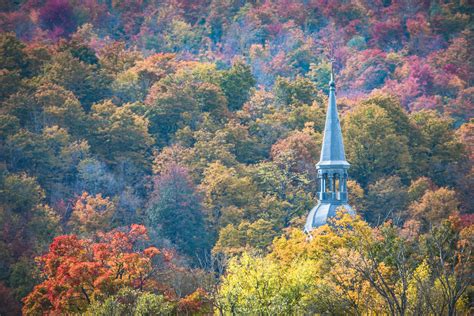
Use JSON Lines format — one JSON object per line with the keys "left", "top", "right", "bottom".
{"left": 0, "top": 0, "right": 472, "bottom": 314}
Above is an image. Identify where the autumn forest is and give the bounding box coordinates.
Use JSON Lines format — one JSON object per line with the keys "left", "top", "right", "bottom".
{"left": 0, "top": 0, "right": 473, "bottom": 315}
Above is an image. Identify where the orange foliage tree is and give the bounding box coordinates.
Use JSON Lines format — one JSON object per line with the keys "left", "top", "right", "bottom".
{"left": 22, "top": 225, "right": 167, "bottom": 315}
{"left": 68, "top": 192, "right": 116, "bottom": 235}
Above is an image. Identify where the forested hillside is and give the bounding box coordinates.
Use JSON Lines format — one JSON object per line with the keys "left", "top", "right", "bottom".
{"left": 0, "top": 0, "right": 472, "bottom": 314}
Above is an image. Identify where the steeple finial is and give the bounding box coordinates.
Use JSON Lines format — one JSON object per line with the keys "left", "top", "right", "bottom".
{"left": 329, "top": 60, "right": 335, "bottom": 89}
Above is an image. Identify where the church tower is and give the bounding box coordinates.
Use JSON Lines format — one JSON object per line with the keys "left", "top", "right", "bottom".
{"left": 304, "top": 68, "right": 355, "bottom": 232}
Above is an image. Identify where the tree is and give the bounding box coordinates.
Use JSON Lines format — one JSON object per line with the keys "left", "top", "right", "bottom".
{"left": 347, "top": 179, "right": 365, "bottom": 212}
{"left": 329, "top": 218, "right": 416, "bottom": 316}
{"left": 270, "top": 127, "right": 321, "bottom": 176}
{"left": 360, "top": 94, "right": 416, "bottom": 147}
{"left": 419, "top": 217, "right": 473, "bottom": 316}
{"left": 111, "top": 53, "right": 175, "bottom": 103}
{"left": 340, "top": 49, "right": 396, "bottom": 91}
{"left": 58, "top": 39, "right": 99, "bottom": 65}
{"left": 409, "top": 110, "right": 466, "bottom": 187}
{"left": 308, "top": 60, "right": 332, "bottom": 93}
{"left": 76, "top": 157, "right": 120, "bottom": 197}
{"left": 41, "top": 51, "right": 110, "bottom": 110}
{"left": 160, "top": 19, "right": 204, "bottom": 53}
{"left": 343, "top": 103, "right": 411, "bottom": 186}
{"left": 217, "top": 253, "right": 315, "bottom": 315}
{"left": 39, "top": 0, "right": 77, "bottom": 37}
{"left": 220, "top": 60, "right": 256, "bottom": 111}
{"left": 274, "top": 76, "right": 319, "bottom": 107}
{"left": 98, "top": 41, "right": 142, "bottom": 77}
{"left": 454, "top": 121, "right": 474, "bottom": 212}
{"left": 68, "top": 192, "right": 116, "bottom": 235}
{"left": 407, "top": 177, "right": 434, "bottom": 203}
{"left": 0, "top": 173, "right": 59, "bottom": 304}
{"left": 364, "top": 176, "right": 409, "bottom": 225}
{"left": 0, "top": 33, "right": 28, "bottom": 73}
{"left": 213, "top": 219, "right": 277, "bottom": 256}
{"left": 6, "top": 126, "right": 81, "bottom": 195}
{"left": 22, "top": 225, "right": 166, "bottom": 315}
{"left": 177, "top": 288, "right": 211, "bottom": 315}
{"left": 146, "top": 164, "right": 210, "bottom": 259}
{"left": 89, "top": 100, "right": 154, "bottom": 173}
{"left": 252, "top": 160, "right": 313, "bottom": 228}
{"left": 145, "top": 65, "right": 229, "bottom": 144}
{"left": 152, "top": 144, "right": 190, "bottom": 175}
{"left": 199, "top": 161, "right": 259, "bottom": 229}
{"left": 408, "top": 188, "right": 460, "bottom": 231}
{"left": 3, "top": 82, "right": 88, "bottom": 135}
{"left": 85, "top": 287, "right": 174, "bottom": 316}
{"left": 0, "top": 283, "right": 21, "bottom": 316}
{"left": 0, "top": 33, "right": 28, "bottom": 100}
{"left": 216, "top": 120, "right": 266, "bottom": 164}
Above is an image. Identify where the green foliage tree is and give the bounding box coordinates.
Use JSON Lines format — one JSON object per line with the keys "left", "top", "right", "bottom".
{"left": 0, "top": 33, "right": 28, "bottom": 73}
{"left": 410, "top": 110, "right": 466, "bottom": 187}
{"left": 220, "top": 60, "right": 256, "bottom": 111}
{"left": 0, "top": 173, "right": 59, "bottom": 302}
{"left": 145, "top": 63, "right": 229, "bottom": 144}
{"left": 3, "top": 83, "right": 88, "bottom": 136}
{"left": 6, "top": 126, "right": 82, "bottom": 194}
{"left": 85, "top": 287, "right": 174, "bottom": 316}
{"left": 365, "top": 176, "right": 409, "bottom": 225}
{"left": 274, "top": 76, "right": 319, "bottom": 107}
{"left": 41, "top": 51, "right": 111, "bottom": 110}
{"left": 160, "top": 19, "right": 204, "bottom": 53}
{"left": 213, "top": 219, "right": 277, "bottom": 256}
{"left": 146, "top": 164, "right": 210, "bottom": 259}
{"left": 89, "top": 100, "right": 154, "bottom": 173}
{"left": 200, "top": 161, "right": 258, "bottom": 229}
{"left": 210, "top": 120, "right": 266, "bottom": 164}
{"left": 0, "top": 33, "right": 29, "bottom": 100}
{"left": 344, "top": 103, "right": 411, "bottom": 186}
{"left": 308, "top": 59, "right": 332, "bottom": 93}
{"left": 251, "top": 160, "right": 313, "bottom": 228}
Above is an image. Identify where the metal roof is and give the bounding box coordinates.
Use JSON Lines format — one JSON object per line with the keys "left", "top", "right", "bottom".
{"left": 317, "top": 73, "right": 349, "bottom": 168}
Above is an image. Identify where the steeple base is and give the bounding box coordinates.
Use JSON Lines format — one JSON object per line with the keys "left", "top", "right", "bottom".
{"left": 304, "top": 202, "right": 355, "bottom": 233}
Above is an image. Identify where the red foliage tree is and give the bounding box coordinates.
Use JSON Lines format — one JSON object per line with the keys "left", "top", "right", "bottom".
{"left": 39, "top": 0, "right": 77, "bottom": 38}
{"left": 370, "top": 17, "right": 405, "bottom": 50}
{"left": 22, "top": 225, "right": 168, "bottom": 315}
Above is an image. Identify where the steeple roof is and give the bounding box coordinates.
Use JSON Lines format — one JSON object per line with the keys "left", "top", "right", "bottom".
{"left": 317, "top": 69, "right": 349, "bottom": 168}
{"left": 304, "top": 64, "right": 354, "bottom": 232}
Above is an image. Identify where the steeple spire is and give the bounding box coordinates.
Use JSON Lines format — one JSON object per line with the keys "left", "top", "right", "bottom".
{"left": 304, "top": 63, "right": 354, "bottom": 232}
{"left": 318, "top": 63, "right": 349, "bottom": 168}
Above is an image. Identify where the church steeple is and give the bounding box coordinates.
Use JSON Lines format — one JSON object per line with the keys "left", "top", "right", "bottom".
{"left": 304, "top": 65, "right": 354, "bottom": 232}
{"left": 318, "top": 67, "right": 349, "bottom": 168}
